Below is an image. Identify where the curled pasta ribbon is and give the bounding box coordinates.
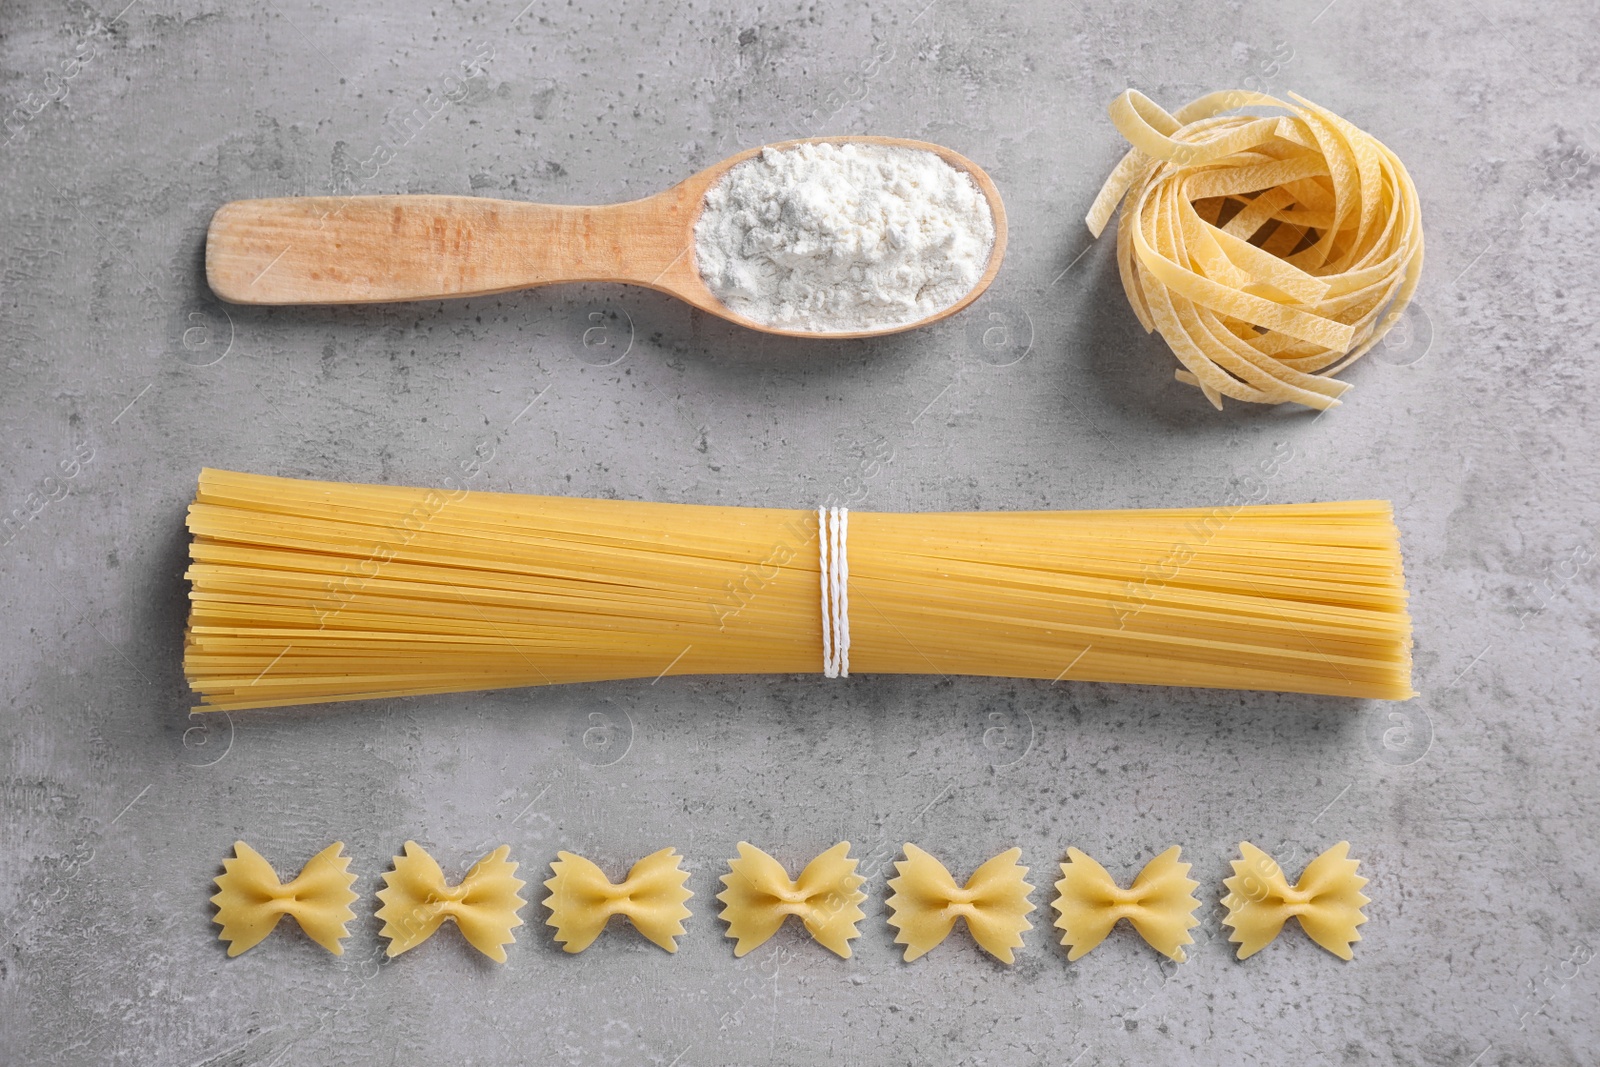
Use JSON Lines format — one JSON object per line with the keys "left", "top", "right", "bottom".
{"left": 717, "top": 842, "right": 867, "bottom": 958}
{"left": 1087, "top": 88, "right": 1424, "bottom": 411}
{"left": 886, "top": 844, "right": 1035, "bottom": 963}
{"left": 376, "top": 842, "right": 528, "bottom": 963}
{"left": 543, "top": 848, "right": 693, "bottom": 953}
{"left": 1051, "top": 846, "right": 1201, "bottom": 962}
{"left": 211, "top": 841, "right": 359, "bottom": 957}
{"left": 1222, "top": 841, "right": 1369, "bottom": 960}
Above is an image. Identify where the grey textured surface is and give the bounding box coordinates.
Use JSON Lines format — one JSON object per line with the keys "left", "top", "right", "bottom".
{"left": 2, "top": 0, "right": 1598, "bottom": 1064}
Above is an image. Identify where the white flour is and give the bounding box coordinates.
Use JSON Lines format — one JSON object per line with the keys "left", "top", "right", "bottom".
{"left": 693, "top": 142, "right": 995, "bottom": 333}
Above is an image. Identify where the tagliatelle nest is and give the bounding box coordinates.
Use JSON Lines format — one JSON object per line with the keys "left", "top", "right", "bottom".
{"left": 1087, "top": 89, "right": 1424, "bottom": 411}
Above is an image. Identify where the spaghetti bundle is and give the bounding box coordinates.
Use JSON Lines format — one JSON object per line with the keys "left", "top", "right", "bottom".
{"left": 1086, "top": 89, "right": 1424, "bottom": 410}
{"left": 184, "top": 469, "right": 1414, "bottom": 711}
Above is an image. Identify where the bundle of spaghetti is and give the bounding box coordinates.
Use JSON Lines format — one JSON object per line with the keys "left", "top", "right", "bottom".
{"left": 1086, "top": 89, "right": 1424, "bottom": 411}
{"left": 184, "top": 469, "right": 1414, "bottom": 711}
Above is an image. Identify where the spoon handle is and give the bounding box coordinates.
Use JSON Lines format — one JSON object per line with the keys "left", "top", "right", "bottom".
{"left": 205, "top": 194, "right": 697, "bottom": 305}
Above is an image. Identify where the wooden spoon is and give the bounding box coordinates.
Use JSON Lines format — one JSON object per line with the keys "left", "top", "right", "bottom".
{"left": 205, "top": 136, "right": 1007, "bottom": 339}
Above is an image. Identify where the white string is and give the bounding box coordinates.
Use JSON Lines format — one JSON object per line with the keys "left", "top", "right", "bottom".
{"left": 818, "top": 506, "right": 850, "bottom": 678}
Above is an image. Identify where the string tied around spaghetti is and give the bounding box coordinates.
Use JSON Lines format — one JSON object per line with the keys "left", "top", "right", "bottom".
{"left": 817, "top": 506, "right": 850, "bottom": 678}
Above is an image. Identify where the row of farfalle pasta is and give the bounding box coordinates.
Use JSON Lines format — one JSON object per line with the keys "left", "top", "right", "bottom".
{"left": 212, "top": 839, "right": 1369, "bottom": 964}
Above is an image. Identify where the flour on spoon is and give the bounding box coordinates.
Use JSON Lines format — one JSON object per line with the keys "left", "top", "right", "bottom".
{"left": 694, "top": 142, "right": 996, "bottom": 333}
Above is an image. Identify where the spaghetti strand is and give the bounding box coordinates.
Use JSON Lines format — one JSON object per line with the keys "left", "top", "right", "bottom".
{"left": 184, "top": 470, "right": 1415, "bottom": 711}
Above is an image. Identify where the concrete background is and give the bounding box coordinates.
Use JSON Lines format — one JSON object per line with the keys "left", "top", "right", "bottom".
{"left": 2, "top": 0, "right": 1597, "bottom": 1063}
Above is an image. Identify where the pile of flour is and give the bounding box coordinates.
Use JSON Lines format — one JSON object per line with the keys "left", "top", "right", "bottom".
{"left": 693, "top": 142, "right": 996, "bottom": 333}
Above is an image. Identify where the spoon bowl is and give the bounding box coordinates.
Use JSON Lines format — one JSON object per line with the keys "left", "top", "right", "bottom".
{"left": 205, "top": 136, "right": 1008, "bottom": 338}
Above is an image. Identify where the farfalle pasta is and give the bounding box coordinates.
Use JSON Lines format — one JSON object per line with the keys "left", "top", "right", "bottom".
{"left": 211, "top": 841, "right": 358, "bottom": 957}
{"left": 202, "top": 837, "right": 1375, "bottom": 968}
{"left": 1052, "top": 846, "right": 1201, "bottom": 962}
{"left": 886, "top": 844, "right": 1035, "bottom": 963}
{"left": 1222, "top": 841, "right": 1369, "bottom": 960}
{"left": 375, "top": 842, "right": 528, "bottom": 963}
{"left": 717, "top": 842, "right": 866, "bottom": 958}
{"left": 543, "top": 848, "right": 694, "bottom": 953}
